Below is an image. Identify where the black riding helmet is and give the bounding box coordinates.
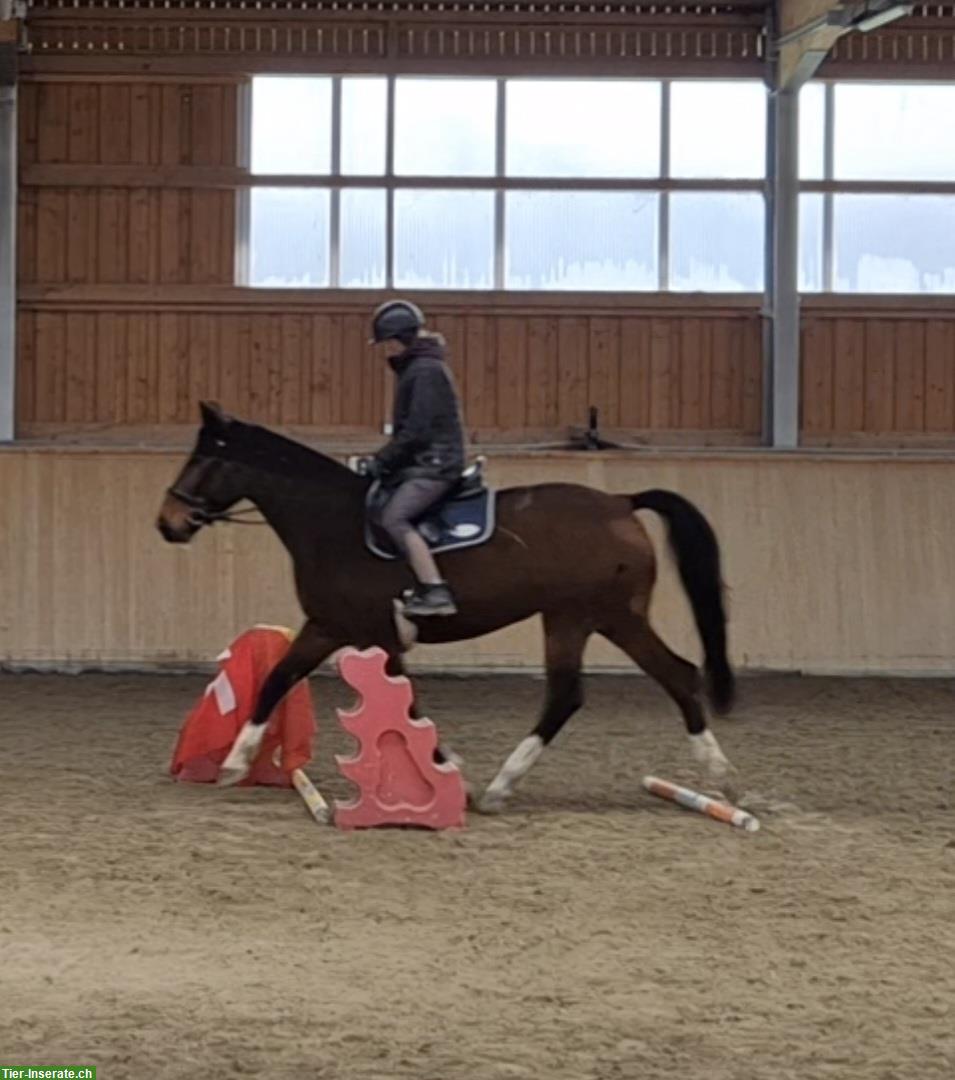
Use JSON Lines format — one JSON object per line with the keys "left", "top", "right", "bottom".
{"left": 369, "top": 299, "right": 425, "bottom": 346}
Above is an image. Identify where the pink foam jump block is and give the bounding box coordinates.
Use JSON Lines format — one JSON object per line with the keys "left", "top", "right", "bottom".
{"left": 333, "top": 647, "right": 467, "bottom": 831}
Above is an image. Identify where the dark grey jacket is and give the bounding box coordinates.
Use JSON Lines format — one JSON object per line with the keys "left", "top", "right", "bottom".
{"left": 373, "top": 336, "right": 466, "bottom": 483}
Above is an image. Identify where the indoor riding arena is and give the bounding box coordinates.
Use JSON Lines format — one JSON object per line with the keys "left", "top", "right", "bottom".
{"left": 2, "top": 3, "right": 955, "bottom": 1079}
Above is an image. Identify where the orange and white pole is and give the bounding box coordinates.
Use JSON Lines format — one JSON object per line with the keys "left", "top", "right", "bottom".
{"left": 643, "top": 776, "right": 760, "bottom": 833}
{"left": 292, "top": 768, "right": 330, "bottom": 825}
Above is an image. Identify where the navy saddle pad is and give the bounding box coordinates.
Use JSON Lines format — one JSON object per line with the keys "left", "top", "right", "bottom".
{"left": 365, "top": 465, "right": 496, "bottom": 561}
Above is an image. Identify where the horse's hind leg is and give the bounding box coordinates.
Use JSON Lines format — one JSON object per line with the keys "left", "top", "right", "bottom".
{"left": 602, "top": 617, "right": 737, "bottom": 799}
{"left": 480, "top": 615, "right": 589, "bottom": 814}
{"left": 219, "top": 621, "right": 341, "bottom": 787}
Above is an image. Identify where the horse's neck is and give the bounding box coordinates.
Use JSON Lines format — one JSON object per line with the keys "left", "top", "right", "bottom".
{"left": 238, "top": 463, "right": 362, "bottom": 557}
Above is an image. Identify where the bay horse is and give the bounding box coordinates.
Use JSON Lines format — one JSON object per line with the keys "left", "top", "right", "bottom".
{"left": 157, "top": 402, "right": 738, "bottom": 811}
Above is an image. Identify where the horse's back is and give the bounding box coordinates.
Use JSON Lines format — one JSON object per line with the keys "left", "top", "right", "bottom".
{"left": 496, "top": 481, "right": 638, "bottom": 529}
{"left": 497, "top": 480, "right": 629, "bottom": 513}
{"left": 494, "top": 480, "right": 654, "bottom": 566}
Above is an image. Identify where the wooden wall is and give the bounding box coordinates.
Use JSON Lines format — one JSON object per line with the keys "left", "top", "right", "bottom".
{"left": 15, "top": 75, "right": 766, "bottom": 444}
{"left": 16, "top": 80, "right": 238, "bottom": 285}
{"left": 15, "top": 290, "right": 765, "bottom": 441}
{"left": 15, "top": 303, "right": 387, "bottom": 434}
{"left": 21, "top": 1, "right": 769, "bottom": 80}
{"left": 18, "top": 75, "right": 955, "bottom": 450}
{"left": 4, "top": 447, "right": 955, "bottom": 675}
{"left": 801, "top": 301, "right": 955, "bottom": 446}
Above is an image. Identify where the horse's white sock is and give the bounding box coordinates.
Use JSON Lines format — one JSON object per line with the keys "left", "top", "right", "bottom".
{"left": 688, "top": 729, "right": 731, "bottom": 779}
{"left": 481, "top": 735, "right": 544, "bottom": 812}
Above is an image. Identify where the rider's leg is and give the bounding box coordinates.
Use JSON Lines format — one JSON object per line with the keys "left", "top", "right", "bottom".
{"left": 379, "top": 478, "right": 453, "bottom": 577}
{"left": 379, "top": 478, "right": 457, "bottom": 616}
{"left": 403, "top": 530, "right": 443, "bottom": 585}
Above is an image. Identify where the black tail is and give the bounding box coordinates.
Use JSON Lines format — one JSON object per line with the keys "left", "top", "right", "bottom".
{"left": 631, "top": 489, "right": 735, "bottom": 714}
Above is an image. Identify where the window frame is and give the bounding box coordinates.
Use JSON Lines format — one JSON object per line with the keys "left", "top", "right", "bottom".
{"left": 241, "top": 74, "right": 769, "bottom": 292}
{"left": 800, "top": 80, "right": 955, "bottom": 294}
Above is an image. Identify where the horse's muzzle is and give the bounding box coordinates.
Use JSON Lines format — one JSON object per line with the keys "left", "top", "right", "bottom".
{"left": 157, "top": 516, "right": 198, "bottom": 543}
{"left": 158, "top": 490, "right": 205, "bottom": 543}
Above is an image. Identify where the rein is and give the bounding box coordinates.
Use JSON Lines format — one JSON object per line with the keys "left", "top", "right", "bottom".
{"left": 166, "top": 487, "right": 267, "bottom": 527}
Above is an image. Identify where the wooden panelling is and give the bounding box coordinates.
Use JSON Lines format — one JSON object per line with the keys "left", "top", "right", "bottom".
{"left": 17, "top": 79, "right": 237, "bottom": 288}
{"left": 15, "top": 76, "right": 762, "bottom": 444}
{"left": 5, "top": 448, "right": 955, "bottom": 674}
{"left": 15, "top": 310, "right": 384, "bottom": 430}
{"left": 19, "top": 75, "right": 955, "bottom": 449}
{"left": 824, "top": 17, "right": 955, "bottom": 79}
{"left": 20, "top": 184, "right": 234, "bottom": 286}
{"left": 14, "top": 303, "right": 764, "bottom": 439}
{"left": 925, "top": 321, "right": 955, "bottom": 433}
{"left": 21, "top": 1, "right": 954, "bottom": 83}
{"left": 21, "top": 3, "right": 768, "bottom": 80}
{"left": 18, "top": 80, "right": 237, "bottom": 167}
{"left": 801, "top": 309, "right": 955, "bottom": 443}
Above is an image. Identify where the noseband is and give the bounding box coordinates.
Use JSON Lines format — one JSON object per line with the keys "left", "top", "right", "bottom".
{"left": 166, "top": 486, "right": 215, "bottom": 527}
{"left": 165, "top": 486, "right": 263, "bottom": 527}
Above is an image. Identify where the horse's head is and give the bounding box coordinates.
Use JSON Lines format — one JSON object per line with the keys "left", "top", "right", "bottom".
{"left": 157, "top": 401, "right": 247, "bottom": 543}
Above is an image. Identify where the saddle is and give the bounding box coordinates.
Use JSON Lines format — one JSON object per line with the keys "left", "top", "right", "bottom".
{"left": 363, "top": 458, "right": 496, "bottom": 561}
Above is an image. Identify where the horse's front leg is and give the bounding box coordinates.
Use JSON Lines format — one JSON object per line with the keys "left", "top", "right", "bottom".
{"left": 384, "top": 652, "right": 470, "bottom": 796}
{"left": 219, "top": 621, "right": 341, "bottom": 787}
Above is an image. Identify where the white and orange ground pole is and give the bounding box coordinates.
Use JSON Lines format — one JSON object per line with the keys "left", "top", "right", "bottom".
{"left": 643, "top": 776, "right": 760, "bottom": 833}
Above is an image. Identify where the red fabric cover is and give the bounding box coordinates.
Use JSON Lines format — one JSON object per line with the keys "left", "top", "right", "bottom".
{"left": 170, "top": 626, "right": 316, "bottom": 787}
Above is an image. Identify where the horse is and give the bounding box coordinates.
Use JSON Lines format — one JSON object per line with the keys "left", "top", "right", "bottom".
{"left": 157, "top": 401, "right": 738, "bottom": 812}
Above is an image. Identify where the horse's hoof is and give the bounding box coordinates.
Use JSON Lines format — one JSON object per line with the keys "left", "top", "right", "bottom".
{"left": 720, "top": 781, "right": 742, "bottom": 806}
{"left": 477, "top": 790, "right": 507, "bottom": 815}
{"left": 218, "top": 722, "right": 265, "bottom": 787}
{"left": 704, "top": 773, "right": 741, "bottom": 806}
{"left": 217, "top": 765, "right": 248, "bottom": 788}
{"left": 714, "top": 764, "right": 742, "bottom": 804}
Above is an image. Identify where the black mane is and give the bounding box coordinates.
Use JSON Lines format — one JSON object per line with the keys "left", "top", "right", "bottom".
{"left": 200, "top": 419, "right": 362, "bottom": 488}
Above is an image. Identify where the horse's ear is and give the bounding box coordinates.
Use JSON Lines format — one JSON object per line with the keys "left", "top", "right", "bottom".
{"left": 199, "top": 400, "right": 231, "bottom": 433}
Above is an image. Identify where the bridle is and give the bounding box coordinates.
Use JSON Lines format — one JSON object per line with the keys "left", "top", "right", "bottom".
{"left": 165, "top": 485, "right": 265, "bottom": 527}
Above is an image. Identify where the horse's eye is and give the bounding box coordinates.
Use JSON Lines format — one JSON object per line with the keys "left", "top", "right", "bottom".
{"left": 215, "top": 439, "right": 226, "bottom": 449}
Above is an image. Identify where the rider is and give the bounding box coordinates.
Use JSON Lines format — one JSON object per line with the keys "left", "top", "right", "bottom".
{"left": 366, "top": 299, "right": 466, "bottom": 618}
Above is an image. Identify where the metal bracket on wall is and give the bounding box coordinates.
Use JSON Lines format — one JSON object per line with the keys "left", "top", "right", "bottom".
{"left": 774, "top": 0, "right": 913, "bottom": 49}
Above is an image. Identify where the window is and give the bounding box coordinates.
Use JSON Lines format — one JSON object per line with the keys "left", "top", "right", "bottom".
{"left": 395, "top": 79, "right": 497, "bottom": 177}
{"left": 340, "top": 188, "right": 387, "bottom": 288}
{"left": 250, "top": 189, "right": 330, "bottom": 287}
{"left": 505, "top": 80, "right": 661, "bottom": 178}
{"left": 798, "top": 82, "right": 826, "bottom": 182}
{"left": 799, "top": 194, "right": 824, "bottom": 293}
{"left": 670, "top": 81, "right": 766, "bottom": 180}
{"left": 245, "top": 76, "right": 766, "bottom": 292}
{"left": 251, "top": 78, "right": 332, "bottom": 176}
{"left": 341, "top": 78, "right": 387, "bottom": 176}
{"left": 834, "top": 195, "right": 955, "bottom": 293}
{"left": 834, "top": 84, "right": 955, "bottom": 182}
{"left": 669, "top": 193, "right": 764, "bottom": 292}
{"left": 799, "top": 82, "right": 955, "bottom": 294}
{"left": 394, "top": 190, "right": 495, "bottom": 289}
{"left": 245, "top": 77, "right": 955, "bottom": 295}
{"left": 506, "top": 191, "right": 659, "bottom": 290}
